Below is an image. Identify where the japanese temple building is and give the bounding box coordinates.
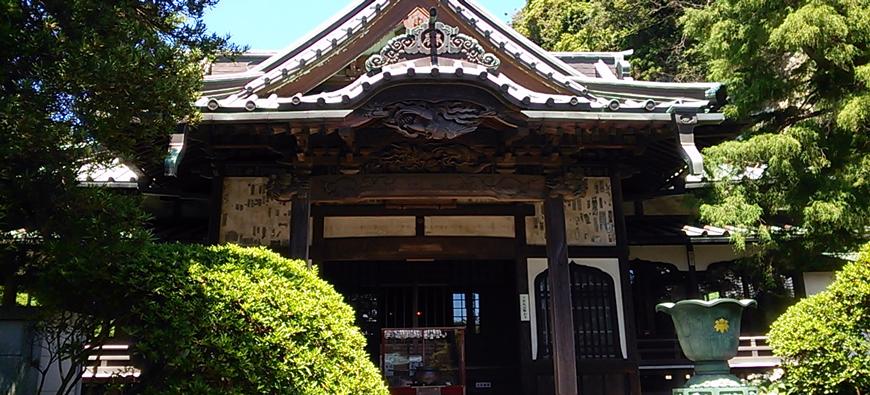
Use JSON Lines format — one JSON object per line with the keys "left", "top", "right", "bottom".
{"left": 100, "top": 0, "right": 810, "bottom": 394}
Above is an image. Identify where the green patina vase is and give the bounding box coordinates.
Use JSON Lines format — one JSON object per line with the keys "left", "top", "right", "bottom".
{"left": 656, "top": 299, "right": 758, "bottom": 395}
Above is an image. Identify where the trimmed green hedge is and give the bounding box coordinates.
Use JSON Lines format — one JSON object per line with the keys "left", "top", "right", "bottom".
{"left": 768, "top": 244, "right": 870, "bottom": 394}
{"left": 120, "top": 244, "right": 388, "bottom": 394}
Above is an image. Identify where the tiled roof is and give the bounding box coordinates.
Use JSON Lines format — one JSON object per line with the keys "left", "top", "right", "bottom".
{"left": 200, "top": 0, "right": 723, "bottom": 109}
{"left": 77, "top": 159, "right": 139, "bottom": 188}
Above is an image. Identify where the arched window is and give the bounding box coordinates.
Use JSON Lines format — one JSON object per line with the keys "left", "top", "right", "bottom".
{"left": 535, "top": 263, "right": 622, "bottom": 359}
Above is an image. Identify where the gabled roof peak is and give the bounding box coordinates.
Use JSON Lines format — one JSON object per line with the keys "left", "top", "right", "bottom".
{"left": 202, "top": 0, "right": 590, "bottom": 101}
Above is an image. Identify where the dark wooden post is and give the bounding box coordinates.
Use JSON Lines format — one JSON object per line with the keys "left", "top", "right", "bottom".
{"left": 514, "top": 210, "right": 536, "bottom": 395}
{"left": 544, "top": 196, "right": 579, "bottom": 395}
{"left": 289, "top": 195, "right": 311, "bottom": 261}
{"left": 207, "top": 176, "right": 223, "bottom": 244}
{"left": 686, "top": 244, "right": 700, "bottom": 298}
{"left": 611, "top": 170, "right": 642, "bottom": 395}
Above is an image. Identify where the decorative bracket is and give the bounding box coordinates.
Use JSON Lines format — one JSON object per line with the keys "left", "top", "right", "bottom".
{"left": 672, "top": 112, "right": 704, "bottom": 182}
{"left": 365, "top": 21, "right": 500, "bottom": 72}
{"left": 545, "top": 168, "right": 586, "bottom": 199}
{"left": 266, "top": 173, "right": 310, "bottom": 201}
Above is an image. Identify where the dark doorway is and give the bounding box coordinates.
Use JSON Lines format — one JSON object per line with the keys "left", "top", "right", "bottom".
{"left": 321, "top": 260, "right": 520, "bottom": 395}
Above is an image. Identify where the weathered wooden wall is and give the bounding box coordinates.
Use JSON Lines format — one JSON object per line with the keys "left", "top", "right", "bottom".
{"left": 527, "top": 177, "right": 616, "bottom": 246}
{"left": 219, "top": 177, "right": 290, "bottom": 248}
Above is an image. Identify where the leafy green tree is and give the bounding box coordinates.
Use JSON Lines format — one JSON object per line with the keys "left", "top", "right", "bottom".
{"left": 683, "top": 0, "right": 870, "bottom": 273}
{"left": 515, "top": 0, "right": 869, "bottom": 280}
{"left": 513, "top": 0, "right": 707, "bottom": 81}
{"left": 767, "top": 244, "right": 870, "bottom": 394}
{"left": 0, "top": 0, "right": 235, "bottom": 306}
{"left": 101, "top": 244, "right": 387, "bottom": 395}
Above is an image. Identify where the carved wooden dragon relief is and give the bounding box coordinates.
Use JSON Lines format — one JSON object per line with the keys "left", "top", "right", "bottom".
{"left": 364, "top": 100, "right": 496, "bottom": 140}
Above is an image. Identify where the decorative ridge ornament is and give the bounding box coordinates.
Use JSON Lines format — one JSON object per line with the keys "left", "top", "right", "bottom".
{"left": 365, "top": 20, "right": 501, "bottom": 72}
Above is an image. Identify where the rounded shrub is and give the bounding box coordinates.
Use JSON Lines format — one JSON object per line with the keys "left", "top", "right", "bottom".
{"left": 767, "top": 243, "right": 870, "bottom": 394}
{"left": 120, "top": 244, "right": 388, "bottom": 395}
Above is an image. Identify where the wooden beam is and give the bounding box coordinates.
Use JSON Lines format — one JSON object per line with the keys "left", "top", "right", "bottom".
{"left": 543, "top": 196, "right": 579, "bottom": 395}
{"left": 312, "top": 203, "right": 535, "bottom": 217}
{"left": 310, "top": 174, "right": 547, "bottom": 202}
{"left": 320, "top": 237, "right": 516, "bottom": 261}
{"left": 290, "top": 196, "right": 311, "bottom": 262}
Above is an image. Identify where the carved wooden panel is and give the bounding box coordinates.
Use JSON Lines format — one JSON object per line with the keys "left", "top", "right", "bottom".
{"left": 220, "top": 177, "right": 290, "bottom": 248}
{"left": 526, "top": 177, "right": 616, "bottom": 246}
{"left": 323, "top": 216, "right": 416, "bottom": 238}
{"left": 424, "top": 216, "right": 515, "bottom": 237}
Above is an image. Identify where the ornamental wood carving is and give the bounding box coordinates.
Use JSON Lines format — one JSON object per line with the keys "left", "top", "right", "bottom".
{"left": 365, "top": 100, "right": 496, "bottom": 140}
{"left": 364, "top": 142, "right": 492, "bottom": 173}
{"left": 545, "top": 168, "right": 587, "bottom": 199}
{"left": 266, "top": 173, "right": 310, "bottom": 200}
{"left": 310, "top": 174, "right": 546, "bottom": 202}
{"left": 365, "top": 21, "right": 500, "bottom": 71}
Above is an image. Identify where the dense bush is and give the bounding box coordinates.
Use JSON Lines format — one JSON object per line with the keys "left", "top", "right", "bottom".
{"left": 100, "top": 244, "right": 387, "bottom": 395}
{"left": 768, "top": 244, "right": 870, "bottom": 394}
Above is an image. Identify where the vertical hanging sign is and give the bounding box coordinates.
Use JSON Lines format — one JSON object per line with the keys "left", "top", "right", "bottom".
{"left": 519, "top": 294, "right": 531, "bottom": 321}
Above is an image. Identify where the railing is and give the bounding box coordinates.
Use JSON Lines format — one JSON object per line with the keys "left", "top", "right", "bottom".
{"left": 638, "top": 336, "right": 780, "bottom": 369}
{"left": 82, "top": 342, "right": 140, "bottom": 383}
{"left": 731, "top": 336, "right": 779, "bottom": 368}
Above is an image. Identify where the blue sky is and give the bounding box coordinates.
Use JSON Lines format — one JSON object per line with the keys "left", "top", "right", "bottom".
{"left": 204, "top": 0, "right": 526, "bottom": 50}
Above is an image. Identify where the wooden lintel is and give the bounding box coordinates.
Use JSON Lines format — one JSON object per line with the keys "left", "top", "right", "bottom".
{"left": 312, "top": 203, "right": 535, "bottom": 217}
{"left": 310, "top": 174, "right": 547, "bottom": 202}
{"left": 320, "top": 236, "right": 517, "bottom": 261}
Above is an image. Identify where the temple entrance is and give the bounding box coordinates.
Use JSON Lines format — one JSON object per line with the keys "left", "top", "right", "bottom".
{"left": 321, "top": 260, "right": 520, "bottom": 395}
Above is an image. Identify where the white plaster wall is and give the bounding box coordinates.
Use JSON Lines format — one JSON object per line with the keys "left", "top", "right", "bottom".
{"left": 803, "top": 272, "right": 835, "bottom": 296}
{"left": 35, "top": 333, "right": 82, "bottom": 395}
{"left": 629, "top": 245, "right": 689, "bottom": 270}
{"left": 694, "top": 245, "right": 754, "bottom": 271}
{"left": 424, "top": 216, "right": 515, "bottom": 237}
{"left": 628, "top": 244, "right": 755, "bottom": 271}
{"left": 526, "top": 258, "right": 627, "bottom": 360}
{"left": 323, "top": 216, "right": 416, "bottom": 238}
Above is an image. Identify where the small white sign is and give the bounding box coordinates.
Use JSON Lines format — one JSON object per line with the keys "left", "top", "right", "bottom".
{"left": 519, "top": 294, "right": 530, "bottom": 321}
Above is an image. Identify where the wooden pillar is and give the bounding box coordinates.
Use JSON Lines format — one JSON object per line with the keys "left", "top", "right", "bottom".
{"left": 686, "top": 244, "right": 700, "bottom": 298}
{"left": 543, "top": 196, "right": 579, "bottom": 395}
{"left": 611, "top": 171, "right": 642, "bottom": 395}
{"left": 207, "top": 175, "right": 223, "bottom": 244}
{"left": 289, "top": 196, "right": 310, "bottom": 261}
{"left": 514, "top": 211, "right": 535, "bottom": 395}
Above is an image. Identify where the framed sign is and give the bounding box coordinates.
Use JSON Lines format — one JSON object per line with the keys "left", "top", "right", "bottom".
{"left": 381, "top": 327, "right": 465, "bottom": 395}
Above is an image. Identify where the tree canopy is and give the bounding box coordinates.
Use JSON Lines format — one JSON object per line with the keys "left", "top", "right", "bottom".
{"left": 683, "top": 0, "right": 870, "bottom": 271}
{"left": 0, "top": 0, "right": 236, "bottom": 304}
{"left": 767, "top": 243, "right": 870, "bottom": 394}
{"left": 119, "top": 245, "right": 388, "bottom": 395}
{"left": 512, "top": 0, "right": 707, "bottom": 81}
{"left": 514, "top": 0, "right": 870, "bottom": 277}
